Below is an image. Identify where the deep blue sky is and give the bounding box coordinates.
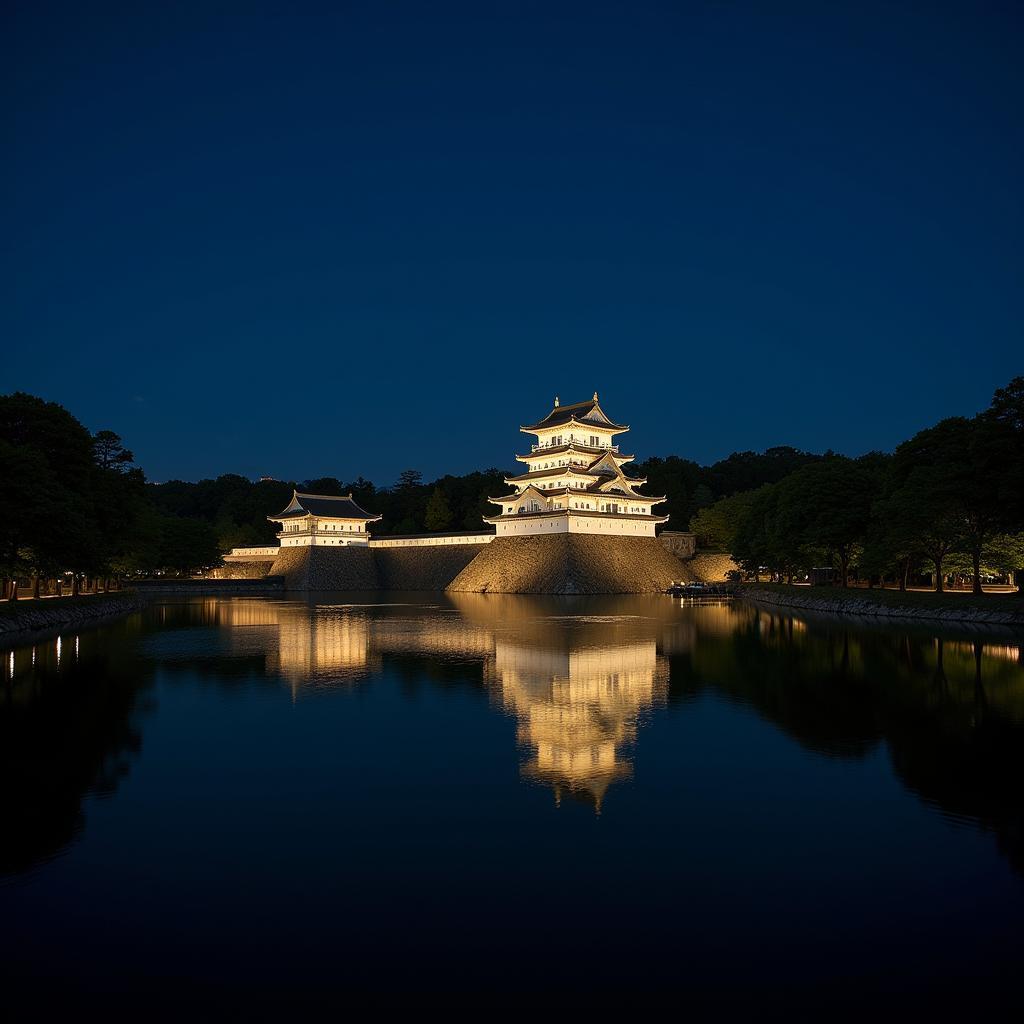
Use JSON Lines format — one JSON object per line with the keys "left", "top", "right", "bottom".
{"left": 4, "top": 1, "right": 1021, "bottom": 485}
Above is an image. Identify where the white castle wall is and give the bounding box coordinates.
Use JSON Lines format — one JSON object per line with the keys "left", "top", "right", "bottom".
{"left": 224, "top": 546, "right": 279, "bottom": 561}
{"left": 369, "top": 533, "right": 495, "bottom": 548}
{"left": 279, "top": 534, "right": 369, "bottom": 547}
{"left": 226, "top": 532, "right": 495, "bottom": 563}
{"left": 495, "top": 513, "right": 657, "bottom": 538}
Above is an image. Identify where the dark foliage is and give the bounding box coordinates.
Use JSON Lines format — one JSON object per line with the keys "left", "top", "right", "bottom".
{"left": 4, "top": 377, "right": 1022, "bottom": 585}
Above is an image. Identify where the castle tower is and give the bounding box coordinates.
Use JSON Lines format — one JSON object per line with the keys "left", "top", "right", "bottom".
{"left": 268, "top": 490, "right": 382, "bottom": 548}
{"left": 484, "top": 392, "right": 668, "bottom": 537}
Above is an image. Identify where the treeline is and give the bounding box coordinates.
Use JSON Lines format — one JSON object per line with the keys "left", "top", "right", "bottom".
{"left": 0, "top": 393, "right": 225, "bottom": 589}
{"left": 4, "top": 380, "right": 1022, "bottom": 589}
{"left": 146, "top": 469, "right": 511, "bottom": 546}
{"left": 692, "top": 378, "right": 1024, "bottom": 592}
{"left": 143, "top": 444, "right": 825, "bottom": 555}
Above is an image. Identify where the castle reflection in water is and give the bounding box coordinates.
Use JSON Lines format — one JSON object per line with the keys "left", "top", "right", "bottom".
{"left": 207, "top": 594, "right": 740, "bottom": 807}
{"left": 4, "top": 593, "right": 1024, "bottom": 877}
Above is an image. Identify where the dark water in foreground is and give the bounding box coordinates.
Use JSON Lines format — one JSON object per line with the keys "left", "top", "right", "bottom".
{"left": 1, "top": 594, "right": 1022, "bottom": 1012}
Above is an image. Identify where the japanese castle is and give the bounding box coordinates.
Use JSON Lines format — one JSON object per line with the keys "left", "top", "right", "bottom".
{"left": 484, "top": 393, "right": 668, "bottom": 536}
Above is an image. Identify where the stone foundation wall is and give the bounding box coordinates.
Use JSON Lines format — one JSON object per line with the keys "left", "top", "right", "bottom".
{"left": 208, "top": 560, "right": 275, "bottom": 580}
{"left": 255, "top": 536, "right": 697, "bottom": 594}
{"left": 264, "top": 544, "right": 489, "bottom": 592}
{"left": 269, "top": 546, "right": 380, "bottom": 591}
{"left": 447, "top": 535, "right": 695, "bottom": 594}
{"left": 688, "top": 552, "right": 740, "bottom": 582}
{"left": 375, "top": 544, "right": 489, "bottom": 591}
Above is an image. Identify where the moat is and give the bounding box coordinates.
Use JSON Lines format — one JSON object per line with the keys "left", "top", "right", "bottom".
{"left": 2, "top": 594, "right": 1022, "bottom": 1010}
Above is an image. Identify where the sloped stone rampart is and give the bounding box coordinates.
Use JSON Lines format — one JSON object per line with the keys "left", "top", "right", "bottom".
{"left": 253, "top": 536, "right": 700, "bottom": 593}
{"left": 687, "top": 552, "right": 740, "bottom": 582}
{"left": 208, "top": 560, "right": 274, "bottom": 579}
{"left": 447, "top": 535, "right": 695, "bottom": 594}
{"left": 374, "top": 544, "right": 489, "bottom": 591}
{"left": 265, "top": 545, "right": 488, "bottom": 592}
{"left": 269, "top": 546, "right": 380, "bottom": 591}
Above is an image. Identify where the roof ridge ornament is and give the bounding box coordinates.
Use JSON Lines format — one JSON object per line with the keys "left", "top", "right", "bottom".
{"left": 593, "top": 391, "right": 599, "bottom": 401}
{"left": 554, "top": 396, "right": 559, "bottom": 407}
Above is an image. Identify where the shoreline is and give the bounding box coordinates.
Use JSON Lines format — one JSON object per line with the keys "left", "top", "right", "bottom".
{"left": 0, "top": 592, "right": 143, "bottom": 646}
{"left": 743, "top": 586, "right": 1024, "bottom": 628}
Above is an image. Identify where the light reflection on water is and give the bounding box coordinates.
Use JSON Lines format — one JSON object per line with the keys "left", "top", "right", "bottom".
{"left": 1, "top": 594, "right": 1023, "bottom": 1008}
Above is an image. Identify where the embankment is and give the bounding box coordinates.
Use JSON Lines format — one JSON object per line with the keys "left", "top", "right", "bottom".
{"left": 269, "top": 546, "right": 379, "bottom": 590}
{"left": 447, "top": 535, "right": 694, "bottom": 594}
{"left": 744, "top": 586, "right": 1024, "bottom": 627}
{"left": 211, "top": 537, "right": 714, "bottom": 594}
{"left": 264, "top": 543, "right": 489, "bottom": 592}
{"left": 208, "top": 560, "right": 275, "bottom": 579}
{"left": 375, "top": 544, "right": 489, "bottom": 591}
{"left": 687, "top": 552, "right": 739, "bottom": 582}
{"left": 0, "top": 592, "right": 142, "bottom": 644}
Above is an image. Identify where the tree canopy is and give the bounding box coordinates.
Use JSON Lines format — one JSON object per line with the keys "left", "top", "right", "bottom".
{"left": 3, "top": 377, "right": 1022, "bottom": 588}
{"left": 706, "top": 378, "right": 1024, "bottom": 590}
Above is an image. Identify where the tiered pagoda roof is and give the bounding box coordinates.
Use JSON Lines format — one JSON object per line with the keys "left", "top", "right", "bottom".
{"left": 521, "top": 393, "right": 628, "bottom": 433}
{"left": 504, "top": 465, "right": 648, "bottom": 486}
{"left": 488, "top": 392, "right": 669, "bottom": 527}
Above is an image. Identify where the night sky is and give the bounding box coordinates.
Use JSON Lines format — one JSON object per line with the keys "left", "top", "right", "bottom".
{"left": 4, "top": 1, "right": 1021, "bottom": 485}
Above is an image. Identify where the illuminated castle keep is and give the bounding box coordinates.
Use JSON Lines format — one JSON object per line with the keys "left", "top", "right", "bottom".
{"left": 269, "top": 491, "right": 382, "bottom": 548}
{"left": 485, "top": 392, "right": 668, "bottom": 537}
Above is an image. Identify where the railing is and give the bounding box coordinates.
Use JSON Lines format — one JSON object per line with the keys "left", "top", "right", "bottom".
{"left": 531, "top": 442, "right": 618, "bottom": 453}
{"left": 278, "top": 527, "right": 365, "bottom": 537}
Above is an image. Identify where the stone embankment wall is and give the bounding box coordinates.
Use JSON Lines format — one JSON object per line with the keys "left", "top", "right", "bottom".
{"left": 745, "top": 587, "right": 1024, "bottom": 626}
{"left": 257, "top": 536, "right": 695, "bottom": 594}
{"left": 688, "top": 552, "right": 740, "bottom": 582}
{"left": 0, "top": 592, "right": 142, "bottom": 643}
{"left": 270, "top": 546, "right": 379, "bottom": 591}
{"left": 208, "top": 560, "right": 274, "bottom": 580}
{"left": 447, "top": 535, "right": 694, "bottom": 594}
{"left": 264, "top": 544, "right": 489, "bottom": 592}
{"left": 375, "top": 544, "right": 489, "bottom": 591}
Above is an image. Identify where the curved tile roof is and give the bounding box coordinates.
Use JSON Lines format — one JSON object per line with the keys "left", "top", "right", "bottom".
{"left": 269, "top": 490, "right": 382, "bottom": 521}
{"left": 521, "top": 396, "right": 628, "bottom": 433}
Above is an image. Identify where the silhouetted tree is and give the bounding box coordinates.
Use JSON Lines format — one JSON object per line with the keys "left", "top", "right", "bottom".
{"left": 424, "top": 487, "right": 453, "bottom": 531}
{"left": 92, "top": 430, "right": 135, "bottom": 471}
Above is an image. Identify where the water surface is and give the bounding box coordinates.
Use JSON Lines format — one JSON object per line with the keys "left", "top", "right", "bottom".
{"left": 2, "top": 594, "right": 1022, "bottom": 1011}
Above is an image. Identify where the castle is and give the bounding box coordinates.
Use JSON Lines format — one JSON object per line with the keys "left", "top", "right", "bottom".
{"left": 220, "top": 393, "right": 701, "bottom": 593}
{"left": 485, "top": 392, "right": 668, "bottom": 536}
